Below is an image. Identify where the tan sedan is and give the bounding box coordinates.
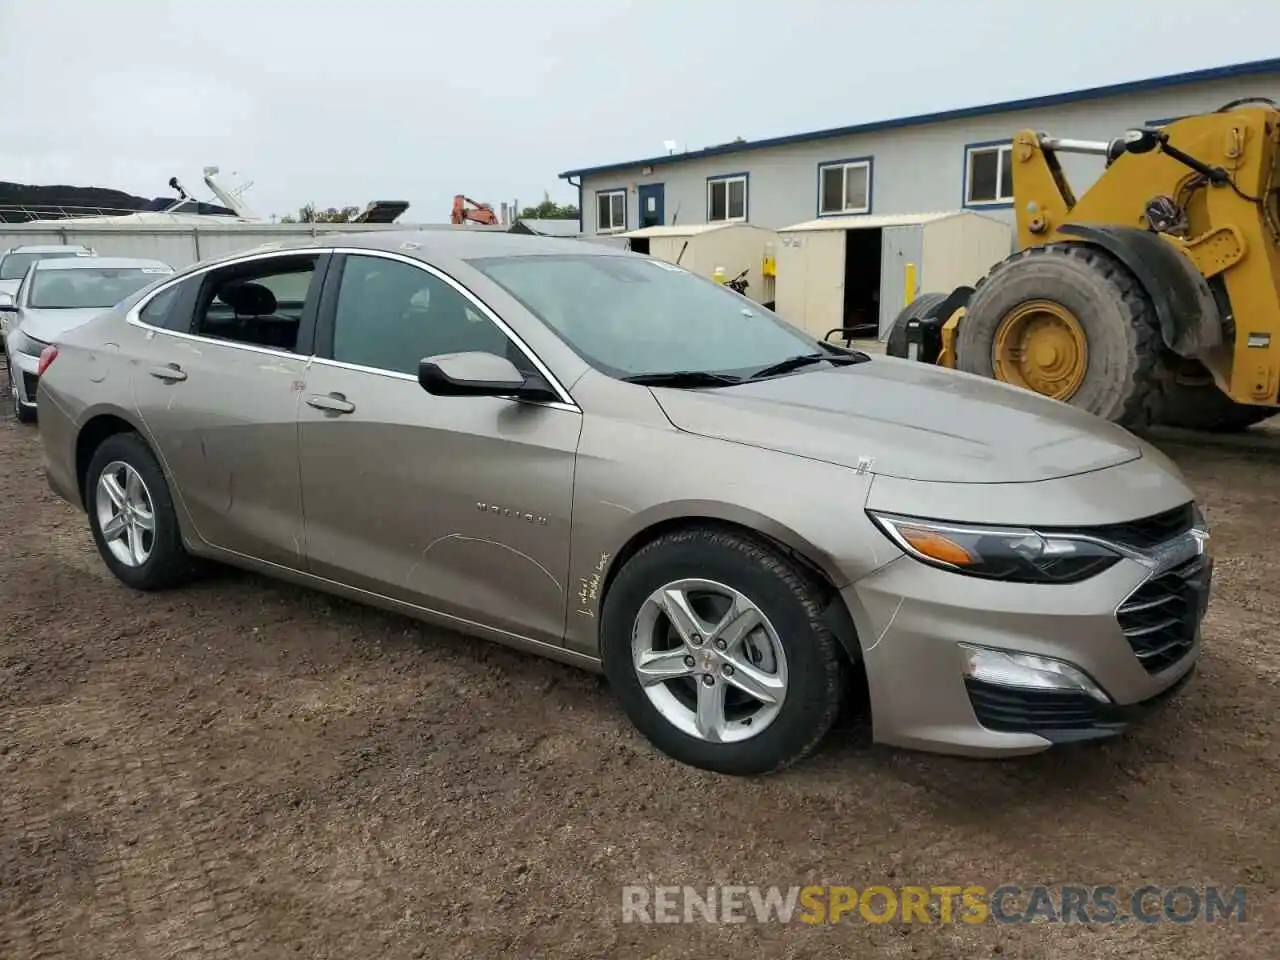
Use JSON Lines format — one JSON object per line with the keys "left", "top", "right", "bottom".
{"left": 34, "top": 231, "right": 1210, "bottom": 774}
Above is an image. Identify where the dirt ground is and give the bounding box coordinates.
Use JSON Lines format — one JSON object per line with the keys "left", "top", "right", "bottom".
{"left": 1, "top": 375, "right": 1278, "bottom": 959}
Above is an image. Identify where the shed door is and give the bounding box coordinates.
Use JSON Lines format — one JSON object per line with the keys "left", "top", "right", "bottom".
{"left": 878, "top": 225, "right": 924, "bottom": 339}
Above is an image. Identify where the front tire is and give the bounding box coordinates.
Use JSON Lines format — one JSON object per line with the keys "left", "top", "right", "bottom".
{"left": 85, "top": 432, "right": 195, "bottom": 591}
{"left": 600, "top": 526, "right": 846, "bottom": 775}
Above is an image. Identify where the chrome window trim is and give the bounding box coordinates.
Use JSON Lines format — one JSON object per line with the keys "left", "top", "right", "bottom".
{"left": 125, "top": 245, "right": 582, "bottom": 413}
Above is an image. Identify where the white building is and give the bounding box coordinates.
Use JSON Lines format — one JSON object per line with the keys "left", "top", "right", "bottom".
{"left": 559, "top": 58, "right": 1280, "bottom": 239}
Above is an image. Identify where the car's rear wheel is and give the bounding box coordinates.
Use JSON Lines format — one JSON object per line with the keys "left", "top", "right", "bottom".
{"left": 600, "top": 526, "right": 846, "bottom": 775}
{"left": 85, "top": 432, "right": 195, "bottom": 591}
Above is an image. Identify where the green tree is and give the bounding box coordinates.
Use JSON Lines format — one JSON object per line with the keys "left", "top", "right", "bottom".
{"left": 281, "top": 203, "right": 361, "bottom": 223}
{"left": 518, "top": 191, "right": 579, "bottom": 220}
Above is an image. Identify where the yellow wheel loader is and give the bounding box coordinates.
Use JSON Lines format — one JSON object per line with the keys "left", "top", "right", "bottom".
{"left": 885, "top": 98, "right": 1280, "bottom": 431}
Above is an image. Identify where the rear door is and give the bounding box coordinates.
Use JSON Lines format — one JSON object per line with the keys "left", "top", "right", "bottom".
{"left": 126, "top": 250, "right": 331, "bottom": 569}
{"left": 296, "top": 250, "right": 582, "bottom": 647}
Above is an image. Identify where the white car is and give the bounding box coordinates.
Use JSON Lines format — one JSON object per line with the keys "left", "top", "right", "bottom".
{"left": 0, "top": 244, "right": 95, "bottom": 305}
{"left": 3, "top": 255, "right": 172, "bottom": 422}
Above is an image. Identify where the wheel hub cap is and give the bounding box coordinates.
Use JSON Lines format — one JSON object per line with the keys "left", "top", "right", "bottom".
{"left": 630, "top": 578, "right": 788, "bottom": 744}
{"left": 94, "top": 460, "right": 156, "bottom": 568}
{"left": 993, "top": 299, "right": 1088, "bottom": 400}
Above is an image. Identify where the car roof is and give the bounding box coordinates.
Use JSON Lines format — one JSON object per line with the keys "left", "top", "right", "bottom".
{"left": 204, "top": 229, "right": 628, "bottom": 268}
{"left": 34, "top": 256, "right": 170, "bottom": 272}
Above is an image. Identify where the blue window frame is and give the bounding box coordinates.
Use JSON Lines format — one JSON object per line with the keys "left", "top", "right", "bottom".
{"left": 706, "top": 172, "right": 749, "bottom": 223}
{"left": 816, "top": 156, "right": 873, "bottom": 217}
{"left": 963, "top": 139, "right": 1014, "bottom": 209}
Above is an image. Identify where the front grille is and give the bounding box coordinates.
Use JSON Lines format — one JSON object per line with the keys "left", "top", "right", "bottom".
{"left": 21, "top": 372, "right": 38, "bottom": 403}
{"left": 1117, "top": 555, "right": 1210, "bottom": 674}
{"left": 1043, "top": 502, "right": 1195, "bottom": 551}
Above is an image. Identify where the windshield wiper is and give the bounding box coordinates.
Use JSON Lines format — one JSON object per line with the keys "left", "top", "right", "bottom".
{"left": 621, "top": 370, "right": 743, "bottom": 387}
{"left": 749, "top": 348, "right": 872, "bottom": 381}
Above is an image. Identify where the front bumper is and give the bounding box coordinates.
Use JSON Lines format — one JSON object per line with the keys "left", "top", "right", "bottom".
{"left": 843, "top": 530, "right": 1208, "bottom": 757}
{"left": 7, "top": 346, "right": 39, "bottom": 409}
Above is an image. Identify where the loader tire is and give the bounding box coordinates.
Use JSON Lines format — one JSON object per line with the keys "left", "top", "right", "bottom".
{"left": 1154, "top": 376, "right": 1280, "bottom": 432}
{"left": 956, "top": 244, "right": 1162, "bottom": 429}
{"left": 885, "top": 291, "right": 950, "bottom": 359}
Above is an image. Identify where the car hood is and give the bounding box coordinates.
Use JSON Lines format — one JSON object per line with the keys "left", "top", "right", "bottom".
{"left": 16, "top": 307, "right": 108, "bottom": 344}
{"left": 648, "top": 357, "right": 1144, "bottom": 484}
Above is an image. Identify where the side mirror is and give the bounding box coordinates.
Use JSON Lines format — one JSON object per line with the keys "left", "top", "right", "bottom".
{"left": 0, "top": 293, "right": 15, "bottom": 311}
{"left": 418, "top": 351, "right": 558, "bottom": 402}
{"left": 1122, "top": 127, "right": 1164, "bottom": 156}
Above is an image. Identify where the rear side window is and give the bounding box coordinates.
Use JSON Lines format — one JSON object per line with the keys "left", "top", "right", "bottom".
{"left": 139, "top": 283, "right": 187, "bottom": 330}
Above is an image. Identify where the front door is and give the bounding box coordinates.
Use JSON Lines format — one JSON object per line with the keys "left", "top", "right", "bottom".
{"left": 637, "top": 183, "right": 665, "bottom": 228}
{"left": 126, "top": 252, "right": 330, "bottom": 569}
{"left": 296, "top": 252, "right": 582, "bottom": 647}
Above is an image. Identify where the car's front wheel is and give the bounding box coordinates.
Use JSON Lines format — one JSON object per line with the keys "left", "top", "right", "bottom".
{"left": 85, "top": 432, "right": 195, "bottom": 591}
{"left": 600, "top": 526, "right": 847, "bottom": 775}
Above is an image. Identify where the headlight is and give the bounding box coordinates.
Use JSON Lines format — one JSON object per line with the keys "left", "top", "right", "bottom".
{"left": 867, "top": 511, "right": 1121, "bottom": 584}
{"left": 7, "top": 328, "right": 47, "bottom": 358}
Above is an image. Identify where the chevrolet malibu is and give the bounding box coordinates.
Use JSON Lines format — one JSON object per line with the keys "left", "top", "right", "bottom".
{"left": 35, "top": 231, "right": 1211, "bottom": 775}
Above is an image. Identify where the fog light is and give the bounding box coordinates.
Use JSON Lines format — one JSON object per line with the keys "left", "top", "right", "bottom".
{"left": 958, "top": 643, "right": 1111, "bottom": 703}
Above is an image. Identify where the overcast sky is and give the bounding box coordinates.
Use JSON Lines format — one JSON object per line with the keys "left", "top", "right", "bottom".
{"left": 1, "top": 0, "right": 1277, "bottom": 223}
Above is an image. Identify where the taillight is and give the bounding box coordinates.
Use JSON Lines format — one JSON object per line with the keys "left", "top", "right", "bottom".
{"left": 36, "top": 344, "right": 58, "bottom": 376}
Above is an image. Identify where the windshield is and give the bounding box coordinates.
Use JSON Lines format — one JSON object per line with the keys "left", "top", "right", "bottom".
{"left": 29, "top": 267, "right": 170, "bottom": 309}
{"left": 466, "top": 253, "right": 822, "bottom": 379}
{"left": 0, "top": 250, "right": 83, "bottom": 281}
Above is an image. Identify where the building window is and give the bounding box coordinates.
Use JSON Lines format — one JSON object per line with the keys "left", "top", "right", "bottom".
{"left": 965, "top": 143, "right": 1014, "bottom": 205}
{"left": 818, "top": 158, "right": 872, "bottom": 216}
{"left": 597, "top": 190, "right": 626, "bottom": 232}
{"left": 707, "top": 174, "right": 747, "bottom": 222}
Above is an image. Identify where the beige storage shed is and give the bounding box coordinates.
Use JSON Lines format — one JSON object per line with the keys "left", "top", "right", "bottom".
{"left": 620, "top": 223, "right": 779, "bottom": 305}
{"left": 773, "top": 211, "right": 1012, "bottom": 340}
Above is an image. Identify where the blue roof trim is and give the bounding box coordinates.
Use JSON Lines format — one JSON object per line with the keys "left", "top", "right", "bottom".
{"left": 559, "top": 57, "right": 1280, "bottom": 180}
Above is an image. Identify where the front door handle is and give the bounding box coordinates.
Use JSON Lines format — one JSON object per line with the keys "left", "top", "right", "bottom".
{"left": 305, "top": 392, "right": 356, "bottom": 414}
{"left": 148, "top": 363, "right": 187, "bottom": 382}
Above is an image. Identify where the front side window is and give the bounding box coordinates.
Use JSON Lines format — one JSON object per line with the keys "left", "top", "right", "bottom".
{"left": 597, "top": 190, "right": 626, "bottom": 232}
{"left": 331, "top": 254, "right": 513, "bottom": 376}
{"left": 1, "top": 250, "right": 83, "bottom": 281}
{"left": 468, "top": 253, "right": 821, "bottom": 380}
{"left": 965, "top": 144, "right": 1014, "bottom": 205}
{"left": 819, "top": 160, "right": 872, "bottom": 215}
{"left": 28, "top": 266, "right": 172, "bottom": 309}
{"left": 707, "top": 175, "right": 747, "bottom": 222}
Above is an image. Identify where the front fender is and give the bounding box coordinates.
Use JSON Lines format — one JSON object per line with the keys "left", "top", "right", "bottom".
{"left": 1056, "top": 223, "right": 1222, "bottom": 356}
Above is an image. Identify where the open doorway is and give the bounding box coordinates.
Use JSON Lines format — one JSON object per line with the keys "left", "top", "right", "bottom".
{"left": 841, "top": 227, "right": 881, "bottom": 337}
{"left": 628, "top": 236, "right": 651, "bottom": 255}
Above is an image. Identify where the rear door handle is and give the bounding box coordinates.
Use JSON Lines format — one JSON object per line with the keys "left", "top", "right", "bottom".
{"left": 148, "top": 363, "right": 186, "bottom": 382}
{"left": 305, "top": 392, "right": 355, "bottom": 414}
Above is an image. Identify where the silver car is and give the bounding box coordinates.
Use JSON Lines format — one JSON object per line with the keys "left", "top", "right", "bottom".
{"left": 4, "top": 256, "right": 173, "bottom": 421}
{"left": 0, "top": 244, "right": 96, "bottom": 304}
{"left": 35, "top": 231, "right": 1211, "bottom": 775}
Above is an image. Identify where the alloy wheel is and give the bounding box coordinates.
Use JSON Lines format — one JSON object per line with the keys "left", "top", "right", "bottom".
{"left": 95, "top": 460, "right": 156, "bottom": 567}
{"left": 630, "top": 578, "right": 788, "bottom": 743}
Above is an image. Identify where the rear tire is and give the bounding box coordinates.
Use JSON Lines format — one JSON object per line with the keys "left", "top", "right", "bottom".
{"left": 885, "top": 291, "right": 950, "bottom": 359}
{"left": 956, "top": 244, "right": 1162, "bottom": 429}
{"left": 85, "top": 432, "right": 196, "bottom": 591}
{"left": 600, "top": 526, "right": 846, "bottom": 776}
